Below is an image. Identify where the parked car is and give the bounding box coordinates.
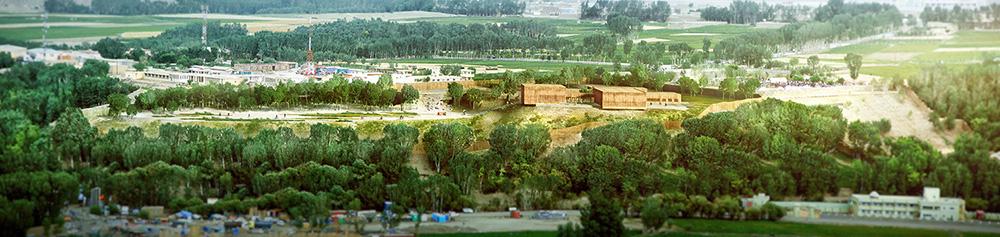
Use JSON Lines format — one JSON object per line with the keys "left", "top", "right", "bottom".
{"left": 531, "top": 211, "right": 567, "bottom": 220}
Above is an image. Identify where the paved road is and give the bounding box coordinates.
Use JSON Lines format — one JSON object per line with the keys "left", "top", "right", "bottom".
{"left": 784, "top": 215, "right": 1000, "bottom": 234}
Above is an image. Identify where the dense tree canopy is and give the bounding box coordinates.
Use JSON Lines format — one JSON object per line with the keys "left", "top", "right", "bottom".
{"left": 581, "top": 0, "right": 672, "bottom": 22}
{"left": 909, "top": 63, "right": 1000, "bottom": 150}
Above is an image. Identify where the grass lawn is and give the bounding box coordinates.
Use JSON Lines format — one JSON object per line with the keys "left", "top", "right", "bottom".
{"left": 424, "top": 219, "right": 997, "bottom": 237}
{"left": 826, "top": 41, "right": 892, "bottom": 55}
{"left": 943, "top": 31, "right": 1000, "bottom": 48}
{"left": 862, "top": 64, "right": 922, "bottom": 79}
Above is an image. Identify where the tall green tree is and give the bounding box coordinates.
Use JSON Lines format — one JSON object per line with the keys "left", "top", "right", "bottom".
{"left": 580, "top": 191, "right": 624, "bottom": 237}
{"left": 422, "top": 123, "right": 473, "bottom": 173}
{"left": 94, "top": 38, "right": 127, "bottom": 59}
{"left": 447, "top": 82, "right": 464, "bottom": 106}
{"left": 844, "top": 53, "right": 863, "bottom": 79}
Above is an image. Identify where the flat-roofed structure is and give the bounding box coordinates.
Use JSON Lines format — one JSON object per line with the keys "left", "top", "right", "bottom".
{"left": 521, "top": 84, "right": 569, "bottom": 105}
{"left": 850, "top": 187, "right": 965, "bottom": 221}
{"left": 234, "top": 62, "right": 298, "bottom": 73}
{"left": 592, "top": 85, "right": 648, "bottom": 110}
{"left": 0, "top": 45, "right": 27, "bottom": 59}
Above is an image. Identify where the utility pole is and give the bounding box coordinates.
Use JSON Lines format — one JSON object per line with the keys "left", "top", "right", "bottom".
{"left": 201, "top": 5, "right": 208, "bottom": 46}
{"left": 41, "top": 11, "right": 49, "bottom": 58}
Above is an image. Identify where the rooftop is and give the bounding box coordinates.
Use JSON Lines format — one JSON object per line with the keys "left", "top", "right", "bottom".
{"left": 522, "top": 84, "right": 567, "bottom": 90}
{"left": 591, "top": 85, "right": 647, "bottom": 93}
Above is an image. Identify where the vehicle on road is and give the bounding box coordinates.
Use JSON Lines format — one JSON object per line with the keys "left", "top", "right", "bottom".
{"left": 531, "top": 211, "right": 567, "bottom": 220}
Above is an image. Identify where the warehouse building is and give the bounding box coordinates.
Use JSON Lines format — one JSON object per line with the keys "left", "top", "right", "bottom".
{"left": 850, "top": 187, "right": 965, "bottom": 221}
{"left": 592, "top": 85, "right": 649, "bottom": 110}
{"left": 234, "top": 62, "right": 298, "bottom": 73}
{"left": 521, "top": 84, "right": 569, "bottom": 105}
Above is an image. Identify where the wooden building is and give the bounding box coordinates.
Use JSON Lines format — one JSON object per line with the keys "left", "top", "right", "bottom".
{"left": 592, "top": 85, "right": 648, "bottom": 110}
{"left": 521, "top": 84, "right": 569, "bottom": 105}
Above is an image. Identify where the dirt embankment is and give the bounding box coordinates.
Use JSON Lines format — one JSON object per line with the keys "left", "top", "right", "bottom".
{"left": 696, "top": 98, "right": 765, "bottom": 117}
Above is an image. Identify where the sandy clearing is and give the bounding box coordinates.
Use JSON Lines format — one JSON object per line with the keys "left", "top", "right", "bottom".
{"left": 933, "top": 47, "right": 1000, "bottom": 52}
{"left": 120, "top": 31, "right": 161, "bottom": 38}
{"left": 633, "top": 37, "right": 670, "bottom": 43}
{"left": 642, "top": 25, "right": 667, "bottom": 30}
{"left": 672, "top": 33, "right": 720, "bottom": 36}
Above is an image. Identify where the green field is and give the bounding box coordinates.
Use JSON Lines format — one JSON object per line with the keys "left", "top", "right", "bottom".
{"left": 425, "top": 219, "right": 997, "bottom": 237}
{"left": 636, "top": 24, "right": 754, "bottom": 49}
{"left": 0, "top": 14, "right": 257, "bottom": 41}
{"left": 823, "top": 30, "right": 1000, "bottom": 79}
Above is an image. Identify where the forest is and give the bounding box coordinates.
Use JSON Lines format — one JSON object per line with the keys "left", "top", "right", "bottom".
{"left": 129, "top": 75, "right": 419, "bottom": 112}
{"left": 44, "top": 0, "right": 524, "bottom": 16}
{"left": 579, "top": 0, "right": 672, "bottom": 22}
{"left": 2, "top": 59, "right": 999, "bottom": 235}
{"left": 908, "top": 62, "right": 1000, "bottom": 150}
{"left": 0, "top": 61, "right": 134, "bottom": 235}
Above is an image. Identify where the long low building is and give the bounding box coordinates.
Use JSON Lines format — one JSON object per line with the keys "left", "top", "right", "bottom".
{"left": 743, "top": 187, "right": 966, "bottom": 221}
{"left": 850, "top": 187, "right": 965, "bottom": 221}
{"left": 520, "top": 84, "right": 682, "bottom": 110}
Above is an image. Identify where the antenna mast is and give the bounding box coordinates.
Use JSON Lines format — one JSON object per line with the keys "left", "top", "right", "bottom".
{"left": 201, "top": 5, "right": 208, "bottom": 46}
{"left": 41, "top": 11, "right": 49, "bottom": 58}
{"left": 303, "top": 16, "right": 316, "bottom": 76}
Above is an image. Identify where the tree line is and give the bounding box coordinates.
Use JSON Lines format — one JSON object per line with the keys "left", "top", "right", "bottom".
{"left": 115, "top": 19, "right": 571, "bottom": 63}
{"left": 920, "top": 4, "right": 1000, "bottom": 29}
{"left": 45, "top": 0, "right": 524, "bottom": 16}
{"left": 129, "top": 76, "right": 418, "bottom": 113}
{"left": 699, "top": 1, "right": 777, "bottom": 26}
{"left": 580, "top": 0, "right": 672, "bottom": 22}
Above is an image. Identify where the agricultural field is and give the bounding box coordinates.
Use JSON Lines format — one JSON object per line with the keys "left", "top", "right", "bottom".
{"left": 821, "top": 30, "right": 1000, "bottom": 79}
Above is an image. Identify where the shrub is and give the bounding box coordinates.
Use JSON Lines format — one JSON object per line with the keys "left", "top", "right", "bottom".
{"left": 90, "top": 205, "right": 103, "bottom": 216}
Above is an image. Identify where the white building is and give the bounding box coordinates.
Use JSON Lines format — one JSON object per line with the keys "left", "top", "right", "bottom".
{"left": 0, "top": 45, "right": 27, "bottom": 59}
{"left": 850, "top": 187, "right": 965, "bottom": 221}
